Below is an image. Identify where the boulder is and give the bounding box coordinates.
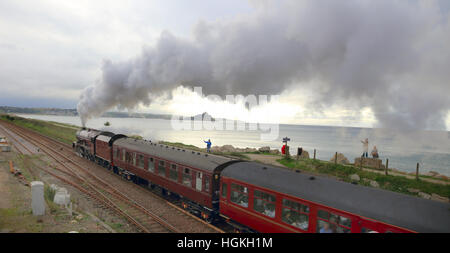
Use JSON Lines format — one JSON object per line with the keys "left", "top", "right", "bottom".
{"left": 330, "top": 153, "right": 349, "bottom": 165}
{"left": 369, "top": 181, "right": 380, "bottom": 188}
{"left": 350, "top": 174, "right": 360, "bottom": 182}
{"left": 298, "top": 150, "right": 310, "bottom": 159}
{"left": 221, "top": 145, "right": 236, "bottom": 153}
{"left": 437, "top": 175, "right": 449, "bottom": 180}
{"left": 354, "top": 157, "right": 383, "bottom": 169}
{"left": 210, "top": 146, "right": 221, "bottom": 152}
{"left": 418, "top": 192, "right": 431, "bottom": 200}
{"left": 426, "top": 171, "right": 439, "bottom": 177}
{"left": 244, "top": 148, "right": 257, "bottom": 153}
{"left": 407, "top": 188, "right": 420, "bottom": 193}
{"left": 269, "top": 149, "right": 280, "bottom": 155}
{"left": 258, "top": 146, "right": 271, "bottom": 153}
{"left": 431, "top": 193, "right": 449, "bottom": 203}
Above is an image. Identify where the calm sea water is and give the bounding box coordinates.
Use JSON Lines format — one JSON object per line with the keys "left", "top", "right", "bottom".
{"left": 17, "top": 114, "right": 450, "bottom": 176}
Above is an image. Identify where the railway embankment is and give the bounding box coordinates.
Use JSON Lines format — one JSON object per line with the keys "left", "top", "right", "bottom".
{"left": 0, "top": 114, "right": 79, "bottom": 145}
{"left": 0, "top": 151, "right": 116, "bottom": 233}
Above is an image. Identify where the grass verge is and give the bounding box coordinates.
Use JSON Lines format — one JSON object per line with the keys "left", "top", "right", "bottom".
{"left": 0, "top": 114, "right": 80, "bottom": 144}
{"left": 278, "top": 157, "right": 450, "bottom": 198}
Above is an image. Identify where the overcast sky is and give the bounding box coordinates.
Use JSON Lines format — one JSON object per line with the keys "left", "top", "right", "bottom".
{"left": 1, "top": 0, "right": 449, "bottom": 129}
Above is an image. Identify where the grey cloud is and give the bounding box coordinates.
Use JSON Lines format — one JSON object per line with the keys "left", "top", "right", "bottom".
{"left": 77, "top": 0, "right": 450, "bottom": 130}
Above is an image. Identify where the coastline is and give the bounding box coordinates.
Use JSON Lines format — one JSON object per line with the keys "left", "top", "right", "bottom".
{"left": 1, "top": 114, "right": 449, "bottom": 202}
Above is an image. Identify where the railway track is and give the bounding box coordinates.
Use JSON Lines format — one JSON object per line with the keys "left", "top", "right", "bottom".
{"left": 0, "top": 122, "right": 179, "bottom": 233}
{"left": 0, "top": 120, "right": 225, "bottom": 233}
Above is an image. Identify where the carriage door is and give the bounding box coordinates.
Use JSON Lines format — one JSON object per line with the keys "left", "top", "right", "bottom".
{"left": 196, "top": 172, "right": 203, "bottom": 191}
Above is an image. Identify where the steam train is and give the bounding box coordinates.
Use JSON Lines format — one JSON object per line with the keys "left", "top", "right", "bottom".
{"left": 74, "top": 128, "right": 450, "bottom": 233}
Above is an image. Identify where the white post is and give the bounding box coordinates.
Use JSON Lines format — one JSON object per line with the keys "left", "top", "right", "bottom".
{"left": 31, "top": 181, "right": 45, "bottom": 216}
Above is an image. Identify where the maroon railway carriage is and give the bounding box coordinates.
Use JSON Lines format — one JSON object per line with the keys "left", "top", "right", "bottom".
{"left": 94, "top": 133, "right": 127, "bottom": 168}
{"left": 111, "top": 137, "right": 235, "bottom": 220}
{"left": 220, "top": 162, "right": 450, "bottom": 233}
{"left": 75, "top": 130, "right": 450, "bottom": 233}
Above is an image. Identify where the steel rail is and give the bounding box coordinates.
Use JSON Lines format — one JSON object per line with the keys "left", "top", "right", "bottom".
{"left": 0, "top": 121, "right": 176, "bottom": 233}
{"left": 7, "top": 124, "right": 180, "bottom": 233}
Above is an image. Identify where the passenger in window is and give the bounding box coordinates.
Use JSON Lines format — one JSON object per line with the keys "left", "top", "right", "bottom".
{"left": 237, "top": 195, "right": 248, "bottom": 207}
{"left": 284, "top": 211, "right": 295, "bottom": 225}
{"left": 320, "top": 222, "right": 333, "bottom": 233}
{"left": 263, "top": 204, "right": 275, "bottom": 218}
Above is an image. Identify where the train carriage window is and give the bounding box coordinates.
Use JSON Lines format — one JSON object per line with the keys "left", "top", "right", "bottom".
{"left": 137, "top": 154, "right": 144, "bottom": 169}
{"left": 132, "top": 153, "right": 136, "bottom": 166}
{"left": 158, "top": 160, "right": 166, "bottom": 177}
{"left": 230, "top": 183, "right": 248, "bottom": 208}
{"left": 204, "top": 175, "right": 210, "bottom": 193}
{"left": 281, "top": 199, "right": 309, "bottom": 230}
{"left": 122, "top": 150, "right": 126, "bottom": 161}
{"left": 221, "top": 183, "right": 227, "bottom": 198}
{"left": 316, "top": 209, "right": 352, "bottom": 233}
{"left": 148, "top": 157, "right": 155, "bottom": 172}
{"left": 182, "top": 168, "right": 192, "bottom": 187}
{"left": 169, "top": 164, "right": 178, "bottom": 181}
{"left": 125, "top": 152, "right": 130, "bottom": 163}
{"left": 253, "top": 190, "right": 276, "bottom": 218}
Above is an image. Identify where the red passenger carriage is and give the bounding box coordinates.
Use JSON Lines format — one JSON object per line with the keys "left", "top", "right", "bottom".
{"left": 220, "top": 162, "right": 448, "bottom": 233}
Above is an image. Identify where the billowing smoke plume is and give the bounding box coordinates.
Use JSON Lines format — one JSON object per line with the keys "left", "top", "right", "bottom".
{"left": 78, "top": 0, "right": 450, "bottom": 130}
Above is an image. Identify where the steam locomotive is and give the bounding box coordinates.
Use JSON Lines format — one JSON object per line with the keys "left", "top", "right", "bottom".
{"left": 74, "top": 128, "right": 450, "bottom": 233}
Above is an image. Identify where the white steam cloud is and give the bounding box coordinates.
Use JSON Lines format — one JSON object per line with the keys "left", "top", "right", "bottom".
{"left": 77, "top": 0, "right": 450, "bottom": 130}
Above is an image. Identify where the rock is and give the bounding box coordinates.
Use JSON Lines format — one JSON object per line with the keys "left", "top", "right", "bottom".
{"left": 269, "top": 149, "right": 280, "bottom": 155}
{"left": 431, "top": 194, "right": 449, "bottom": 203}
{"left": 437, "top": 175, "right": 449, "bottom": 180}
{"left": 298, "top": 150, "right": 310, "bottom": 159}
{"left": 350, "top": 174, "right": 360, "bottom": 182}
{"left": 330, "top": 153, "right": 349, "bottom": 164}
{"left": 407, "top": 188, "right": 420, "bottom": 193}
{"left": 210, "top": 146, "right": 221, "bottom": 152}
{"left": 418, "top": 192, "right": 431, "bottom": 199}
{"left": 76, "top": 214, "right": 84, "bottom": 220}
{"left": 426, "top": 171, "right": 439, "bottom": 177}
{"left": 31, "top": 181, "right": 45, "bottom": 216}
{"left": 50, "top": 184, "right": 59, "bottom": 192}
{"left": 258, "top": 146, "right": 271, "bottom": 153}
{"left": 54, "top": 188, "right": 70, "bottom": 207}
{"left": 369, "top": 181, "right": 380, "bottom": 188}
{"left": 354, "top": 157, "right": 383, "bottom": 169}
{"left": 220, "top": 145, "right": 236, "bottom": 153}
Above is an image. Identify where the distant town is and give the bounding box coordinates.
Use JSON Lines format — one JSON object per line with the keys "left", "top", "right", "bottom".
{"left": 0, "top": 106, "right": 218, "bottom": 121}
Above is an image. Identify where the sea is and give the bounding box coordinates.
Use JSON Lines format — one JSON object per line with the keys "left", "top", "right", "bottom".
{"left": 16, "top": 114, "right": 450, "bottom": 177}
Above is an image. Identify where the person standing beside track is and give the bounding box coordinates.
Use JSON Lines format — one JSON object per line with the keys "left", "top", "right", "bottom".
{"left": 204, "top": 139, "right": 212, "bottom": 153}
{"left": 361, "top": 138, "right": 369, "bottom": 158}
